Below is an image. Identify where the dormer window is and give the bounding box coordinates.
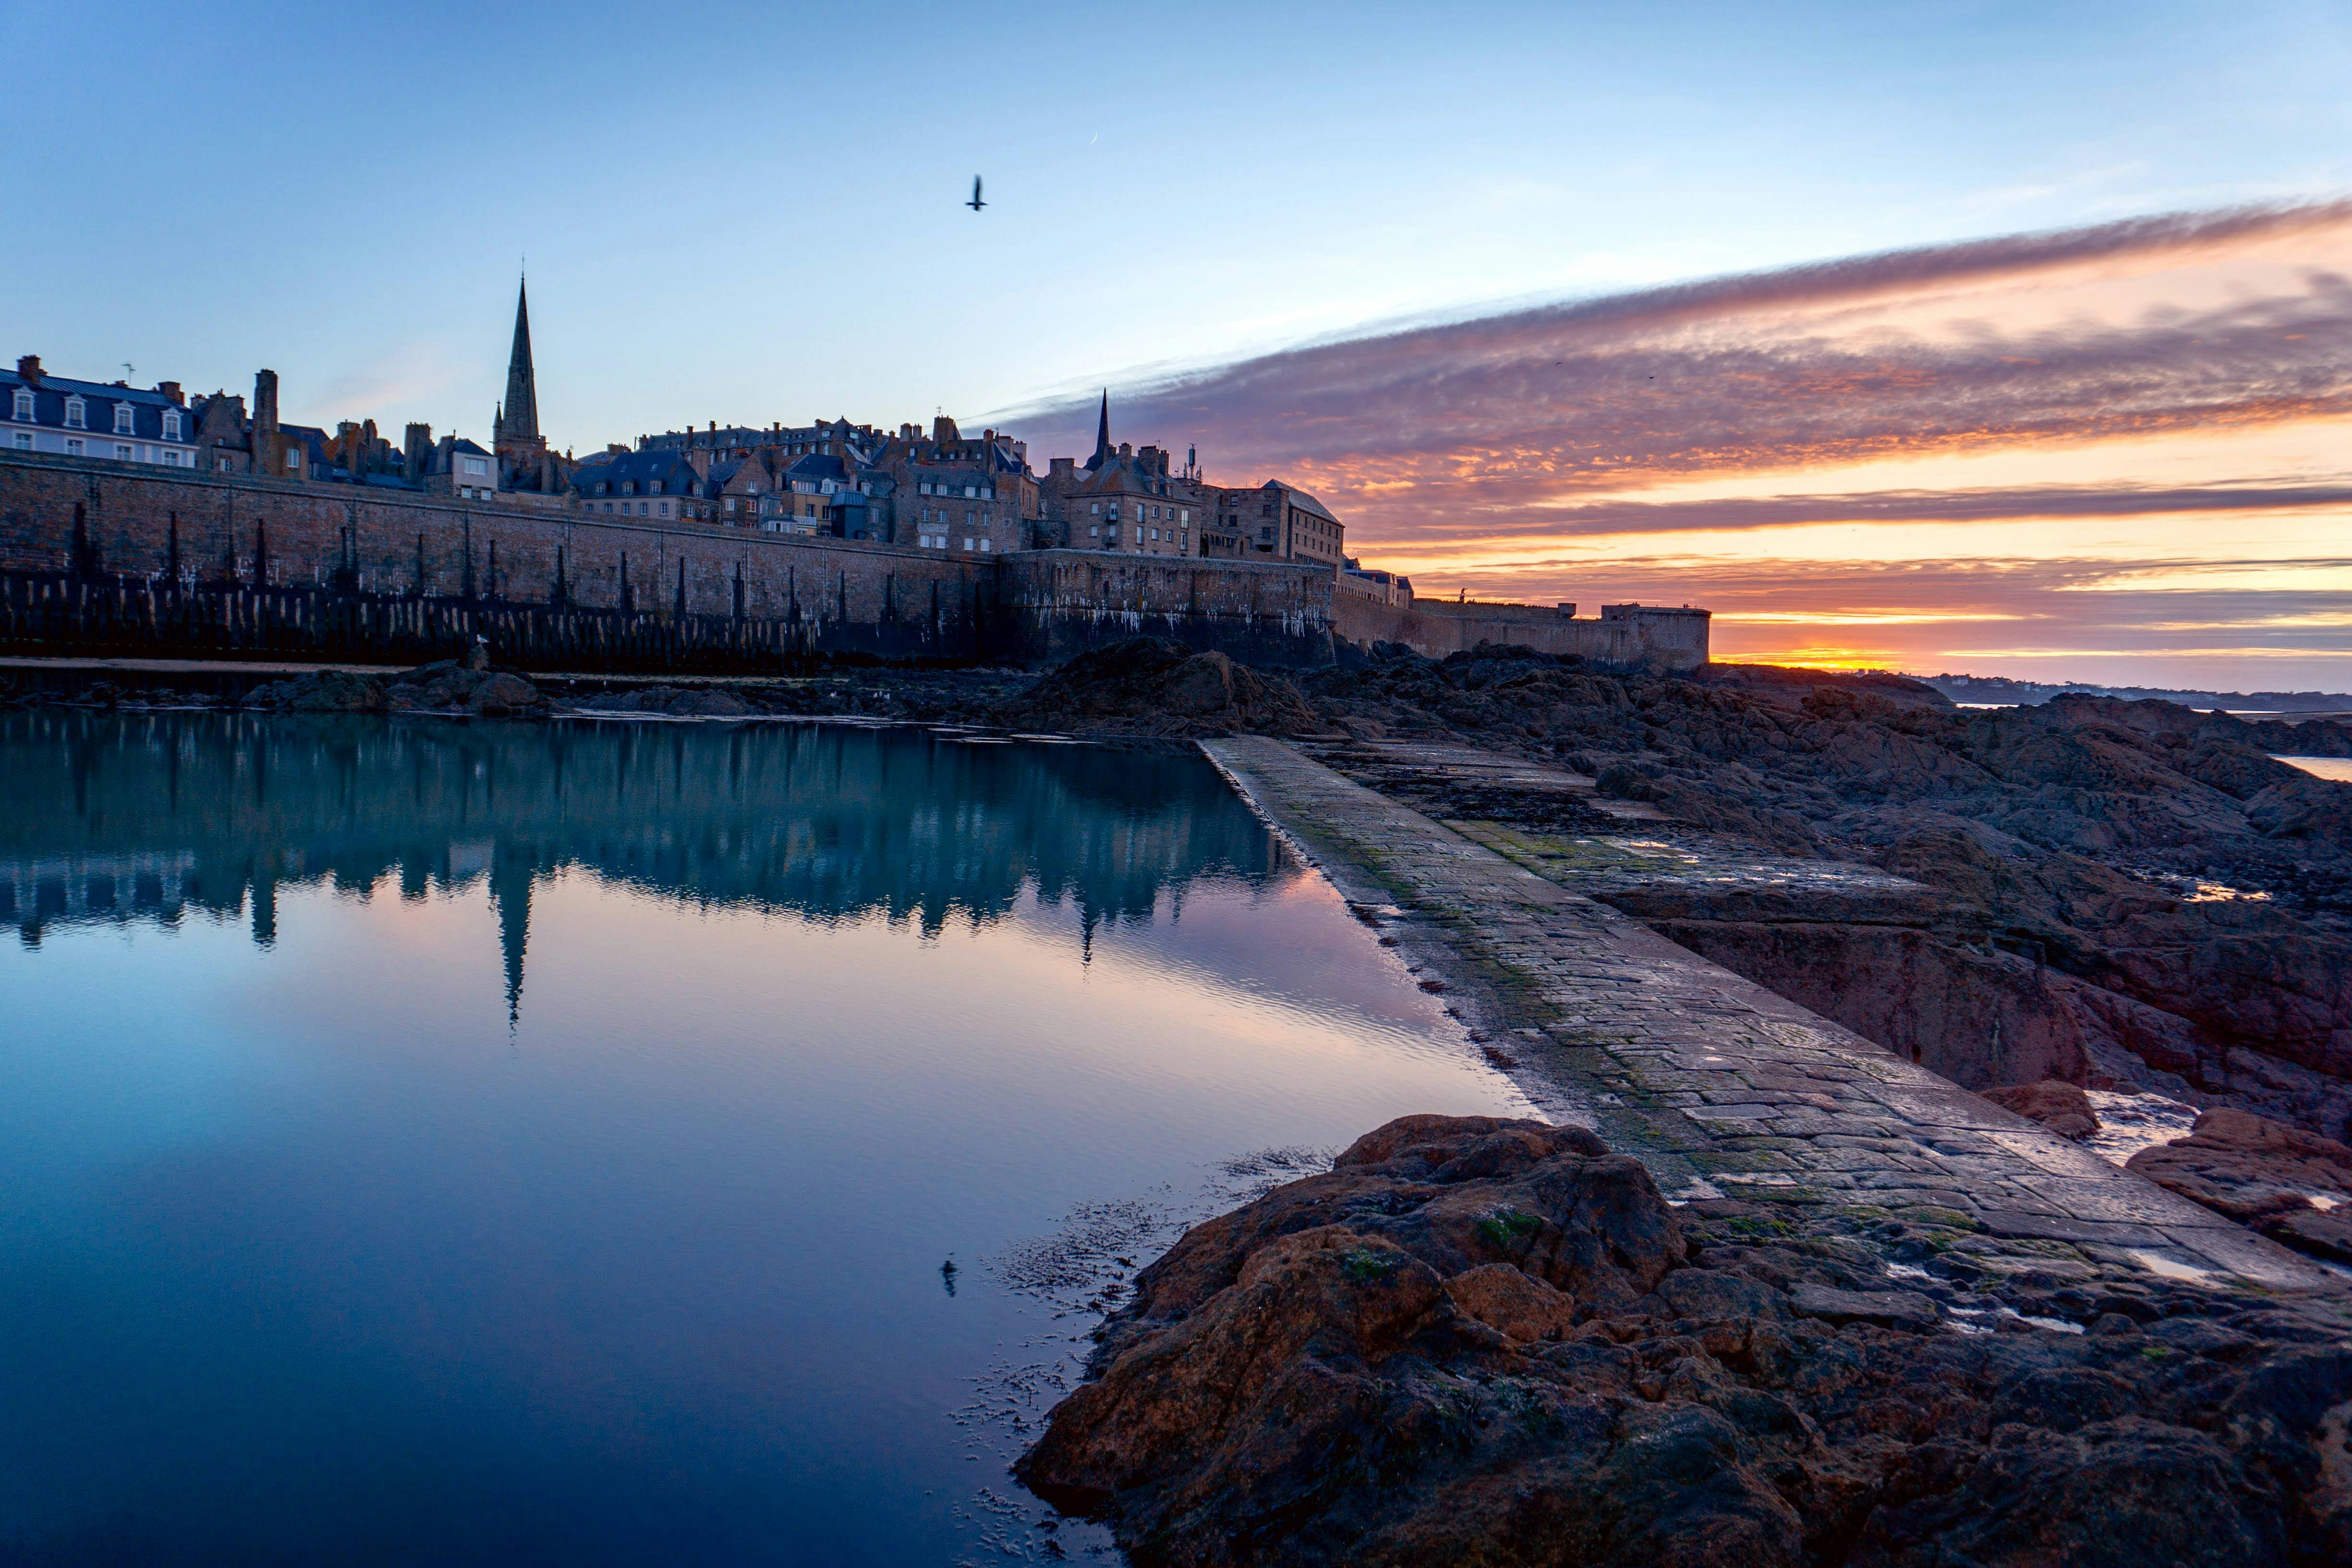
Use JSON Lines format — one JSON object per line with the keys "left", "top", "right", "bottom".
{"left": 161, "top": 410, "right": 182, "bottom": 441}
{"left": 621, "top": 482, "right": 635, "bottom": 495}
{"left": 113, "top": 404, "right": 134, "bottom": 434}
{"left": 64, "top": 397, "right": 86, "bottom": 429}
{"left": 12, "top": 390, "right": 31, "bottom": 421}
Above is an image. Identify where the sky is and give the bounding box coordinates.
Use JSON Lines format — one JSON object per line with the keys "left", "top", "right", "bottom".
{"left": 8, "top": 0, "right": 2351, "bottom": 689}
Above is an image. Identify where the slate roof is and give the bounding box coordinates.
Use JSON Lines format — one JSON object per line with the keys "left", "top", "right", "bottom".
{"left": 2, "top": 368, "right": 194, "bottom": 442}
{"left": 570, "top": 448, "right": 699, "bottom": 496}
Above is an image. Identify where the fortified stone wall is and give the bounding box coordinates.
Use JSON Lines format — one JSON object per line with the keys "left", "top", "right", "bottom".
{"left": 993, "top": 551, "right": 1338, "bottom": 668}
{"left": 1332, "top": 592, "right": 1710, "bottom": 671}
{"left": 0, "top": 450, "right": 988, "bottom": 659}
{"left": 0, "top": 451, "right": 1711, "bottom": 671}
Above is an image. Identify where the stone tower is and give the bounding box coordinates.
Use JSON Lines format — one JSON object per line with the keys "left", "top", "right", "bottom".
{"left": 495, "top": 276, "right": 541, "bottom": 455}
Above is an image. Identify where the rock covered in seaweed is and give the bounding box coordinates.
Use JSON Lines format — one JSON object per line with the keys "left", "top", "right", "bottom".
{"left": 1018, "top": 1113, "right": 2352, "bottom": 1568}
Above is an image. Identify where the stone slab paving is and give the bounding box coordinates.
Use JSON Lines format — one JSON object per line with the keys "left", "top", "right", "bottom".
{"left": 1204, "top": 735, "right": 2333, "bottom": 1289}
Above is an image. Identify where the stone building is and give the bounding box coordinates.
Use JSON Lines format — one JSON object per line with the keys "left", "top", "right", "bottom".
{"left": 1200, "top": 479, "right": 1343, "bottom": 570}
{"left": 191, "top": 369, "right": 312, "bottom": 482}
{"left": 878, "top": 416, "right": 1038, "bottom": 555}
{"left": 3, "top": 356, "right": 199, "bottom": 468}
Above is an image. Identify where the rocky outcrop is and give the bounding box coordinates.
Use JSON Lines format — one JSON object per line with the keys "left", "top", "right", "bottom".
{"left": 994, "top": 637, "right": 1320, "bottom": 737}
{"left": 2129, "top": 1109, "right": 2352, "bottom": 1263}
{"left": 1979, "top": 1079, "right": 2100, "bottom": 1139}
{"left": 246, "top": 662, "right": 550, "bottom": 716}
{"left": 1303, "top": 648, "right": 2352, "bottom": 1141}
{"left": 1021, "top": 1115, "right": 2352, "bottom": 1568}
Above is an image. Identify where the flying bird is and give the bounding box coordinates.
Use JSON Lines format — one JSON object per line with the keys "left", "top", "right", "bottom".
{"left": 966, "top": 176, "right": 986, "bottom": 211}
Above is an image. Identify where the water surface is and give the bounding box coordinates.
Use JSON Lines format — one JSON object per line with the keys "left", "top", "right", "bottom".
{"left": 0, "top": 712, "right": 1526, "bottom": 1565}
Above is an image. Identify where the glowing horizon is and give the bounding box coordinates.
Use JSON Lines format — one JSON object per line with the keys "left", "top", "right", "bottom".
{"left": 1003, "top": 201, "right": 2352, "bottom": 690}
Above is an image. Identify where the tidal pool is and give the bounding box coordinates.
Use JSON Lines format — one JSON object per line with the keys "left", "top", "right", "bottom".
{"left": 0, "top": 711, "right": 1528, "bottom": 1566}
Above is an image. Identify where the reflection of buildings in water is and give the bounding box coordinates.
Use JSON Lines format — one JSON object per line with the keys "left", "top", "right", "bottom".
{"left": 0, "top": 711, "right": 1290, "bottom": 1019}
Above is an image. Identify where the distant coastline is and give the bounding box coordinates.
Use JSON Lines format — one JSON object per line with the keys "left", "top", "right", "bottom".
{"left": 1916, "top": 671, "right": 2352, "bottom": 715}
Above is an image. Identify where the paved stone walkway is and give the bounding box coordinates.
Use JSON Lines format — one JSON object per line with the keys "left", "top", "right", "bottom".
{"left": 1205, "top": 735, "right": 2332, "bottom": 1289}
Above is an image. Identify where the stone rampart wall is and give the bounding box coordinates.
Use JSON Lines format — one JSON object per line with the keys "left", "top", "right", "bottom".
{"left": 0, "top": 450, "right": 988, "bottom": 662}
{"left": 0, "top": 452, "right": 1708, "bottom": 671}
{"left": 993, "top": 552, "right": 1336, "bottom": 668}
{"left": 1331, "top": 592, "right": 1710, "bottom": 671}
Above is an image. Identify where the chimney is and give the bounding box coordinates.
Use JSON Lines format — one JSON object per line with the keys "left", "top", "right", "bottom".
{"left": 253, "top": 370, "right": 280, "bottom": 436}
{"left": 933, "top": 415, "right": 960, "bottom": 445}
{"left": 16, "top": 354, "right": 41, "bottom": 386}
{"left": 404, "top": 422, "right": 432, "bottom": 479}
{"left": 156, "top": 381, "right": 182, "bottom": 405}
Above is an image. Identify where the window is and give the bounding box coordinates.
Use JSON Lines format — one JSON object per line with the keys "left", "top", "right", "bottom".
{"left": 961, "top": 538, "right": 973, "bottom": 551}
{"left": 287, "top": 450, "right": 300, "bottom": 469}
{"left": 113, "top": 404, "right": 134, "bottom": 434}
{"left": 725, "top": 498, "right": 736, "bottom": 512}
{"left": 462, "top": 456, "right": 489, "bottom": 477}
{"left": 659, "top": 502, "right": 669, "bottom": 517}
{"left": 64, "top": 397, "right": 85, "bottom": 429}
{"left": 162, "top": 411, "right": 182, "bottom": 440}
{"left": 1090, "top": 502, "right": 1100, "bottom": 514}
{"left": 11, "top": 390, "right": 31, "bottom": 421}
{"left": 12, "top": 433, "right": 28, "bottom": 449}
{"left": 66, "top": 437, "right": 84, "bottom": 455}
{"left": 640, "top": 501, "right": 650, "bottom": 516}
{"left": 115, "top": 443, "right": 133, "bottom": 459}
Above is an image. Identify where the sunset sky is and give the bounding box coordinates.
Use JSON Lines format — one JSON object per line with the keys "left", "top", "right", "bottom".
{"left": 10, "top": 0, "right": 2351, "bottom": 688}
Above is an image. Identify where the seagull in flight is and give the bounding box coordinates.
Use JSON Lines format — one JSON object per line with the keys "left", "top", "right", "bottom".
{"left": 966, "top": 175, "right": 986, "bottom": 211}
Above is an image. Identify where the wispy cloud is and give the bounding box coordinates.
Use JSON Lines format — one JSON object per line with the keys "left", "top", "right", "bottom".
{"left": 993, "top": 200, "right": 2352, "bottom": 688}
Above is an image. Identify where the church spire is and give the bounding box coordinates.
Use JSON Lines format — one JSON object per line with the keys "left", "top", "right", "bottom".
{"left": 1088, "top": 387, "right": 1110, "bottom": 469}
{"left": 501, "top": 276, "right": 539, "bottom": 447}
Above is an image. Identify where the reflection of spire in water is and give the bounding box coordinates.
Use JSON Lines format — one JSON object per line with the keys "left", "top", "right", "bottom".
{"left": 250, "top": 874, "right": 277, "bottom": 949}
{"left": 488, "top": 854, "right": 533, "bottom": 1025}
{"left": 1079, "top": 903, "right": 1097, "bottom": 966}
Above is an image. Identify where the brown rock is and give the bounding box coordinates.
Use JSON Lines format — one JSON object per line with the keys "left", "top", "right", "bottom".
{"left": 2128, "top": 1108, "right": 2352, "bottom": 1255}
{"left": 1019, "top": 1114, "right": 2352, "bottom": 1566}
{"left": 1981, "top": 1079, "right": 2101, "bottom": 1140}
{"left": 1444, "top": 1263, "right": 1579, "bottom": 1343}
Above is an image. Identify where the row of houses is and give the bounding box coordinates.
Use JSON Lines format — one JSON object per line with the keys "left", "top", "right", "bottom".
{"left": 5, "top": 279, "right": 1408, "bottom": 597}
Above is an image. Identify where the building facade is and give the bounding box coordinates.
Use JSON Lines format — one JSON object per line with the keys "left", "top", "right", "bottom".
{"left": 4, "top": 357, "right": 200, "bottom": 469}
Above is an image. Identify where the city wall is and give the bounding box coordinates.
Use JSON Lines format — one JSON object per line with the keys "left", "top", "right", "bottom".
{"left": 1332, "top": 591, "right": 1710, "bottom": 670}
{"left": 0, "top": 452, "right": 1709, "bottom": 672}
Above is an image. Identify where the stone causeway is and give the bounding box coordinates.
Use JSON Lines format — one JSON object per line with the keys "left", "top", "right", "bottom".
{"left": 1203, "top": 735, "right": 2335, "bottom": 1290}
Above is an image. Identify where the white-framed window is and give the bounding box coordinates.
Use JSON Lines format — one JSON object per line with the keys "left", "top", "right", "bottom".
{"left": 462, "top": 456, "right": 489, "bottom": 477}
{"left": 961, "top": 538, "right": 973, "bottom": 551}
{"left": 113, "top": 404, "right": 134, "bottom": 434}
{"left": 725, "top": 498, "right": 736, "bottom": 512}
{"left": 11, "top": 390, "right": 31, "bottom": 421}
{"left": 659, "top": 502, "right": 669, "bottom": 517}
{"left": 1090, "top": 502, "right": 1100, "bottom": 514}
{"left": 13, "top": 433, "right": 29, "bottom": 449}
{"left": 115, "top": 443, "right": 133, "bottom": 459}
{"left": 286, "top": 450, "right": 300, "bottom": 469}
{"left": 162, "top": 410, "right": 182, "bottom": 441}
{"left": 65, "top": 437, "right": 84, "bottom": 454}
{"left": 64, "top": 397, "right": 86, "bottom": 429}
{"left": 1088, "top": 524, "right": 1098, "bottom": 537}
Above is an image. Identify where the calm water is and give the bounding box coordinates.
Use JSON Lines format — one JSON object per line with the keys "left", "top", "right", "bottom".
{"left": 0, "top": 712, "right": 1527, "bottom": 1566}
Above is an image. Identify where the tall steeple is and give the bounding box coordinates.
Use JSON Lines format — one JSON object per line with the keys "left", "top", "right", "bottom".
{"left": 1088, "top": 387, "right": 1110, "bottom": 469}
{"left": 500, "top": 275, "right": 539, "bottom": 448}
